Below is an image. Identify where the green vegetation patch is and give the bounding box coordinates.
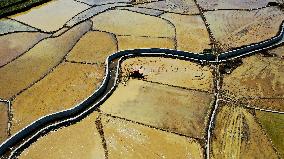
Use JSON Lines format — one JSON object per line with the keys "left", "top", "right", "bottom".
{"left": 0, "top": 0, "right": 50, "bottom": 18}
{"left": 0, "top": 0, "right": 24, "bottom": 8}
{"left": 256, "top": 111, "right": 284, "bottom": 158}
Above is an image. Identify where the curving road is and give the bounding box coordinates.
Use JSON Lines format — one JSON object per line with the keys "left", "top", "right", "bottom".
{"left": 0, "top": 21, "right": 283, "bottom": 158}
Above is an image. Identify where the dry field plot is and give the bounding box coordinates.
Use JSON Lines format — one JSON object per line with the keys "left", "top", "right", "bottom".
{"left": 121, "top": 57, "right": 214, "bottom": 92}
{"left": 0, "top": 21, "right": 91, "bottom": 99}
{"left": 66, "top": 31, "right": 118, "bottom": 64}
{"left": 91, "top": 9, "right": 210, "bottom": 52}
{"left": 116, "top": 7, "right": 164, "bottom": 16}
{"left": 197, "top": 0, "right": 273, "bottom": 10}
{"left": 100, "top": 79, "right": 214, "bottom": 139}
{"left": 204, "top": 7, "right": 284, "bottom": 51}
{"left": 0, "top": 102, "right": 8, "bottom": 143}
{"left": 0, "top": 32, "right": 50, "bottom": 67}
{"left": 19, "top": 112, "right": 105, "bottom": 159}
{"left": 100, "top": 115, "right": 204, "bottom": 159}
{"left": 117, "top": 36, "right": 176, "bottom": 51}
{"left": 134, "top": 0, "right": 200, "bottom": 14}
{"left": 160, "top": 13, "right": 211, "bottom": 52}
{"left": 76, "top": 0, "right": 132, "bottom": 5}
{"left": 221, "top": 54, "right": 284, "bottom": 111}
{"left": 0, "top": 18, "right": 38, "bottom": 35}
{"left": 92, "top": 10, "right": 175, "bottom": 38}
{"left": 268, "top": 45, "right": 284, "bottom": 58}
{"left": 11, "top": 62, "right": 104, "bottom": 134}
{"left": 90, "top": 9, "right": 178, "bottom": 51}
{"left": 20, "top": 112, "right": 204, "bottom": 159}
{"left": 9, "top": 0, "right": 90, "bottom": 32}
{"left": 211, "top": 101, "right": 279, "bottom": 159}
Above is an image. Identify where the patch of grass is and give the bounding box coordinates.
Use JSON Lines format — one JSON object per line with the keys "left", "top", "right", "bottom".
{"left": 256, "top": 111, "right": 284, "bottom": 158}
{"left": 0, "top": 0, "right": 24, "bottom": 8}
{"left": 0, "top": 0, "right": 51, "bottom": 18}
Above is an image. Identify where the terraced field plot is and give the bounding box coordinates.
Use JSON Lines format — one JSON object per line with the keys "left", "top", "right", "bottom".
{"left": 0, "top": 0, "right": 283, "bottom": 158}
